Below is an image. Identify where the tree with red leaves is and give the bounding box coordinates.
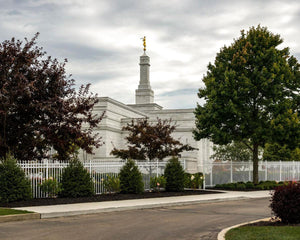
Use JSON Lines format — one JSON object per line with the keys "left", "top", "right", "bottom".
{"left": 0, "top": 33, "right": 103, "bottom": 160}
{"left": 111, "top": 118, "right": 195, "bottom": 161}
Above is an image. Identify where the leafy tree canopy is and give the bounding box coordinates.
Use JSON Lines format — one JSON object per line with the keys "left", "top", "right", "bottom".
{"left": 111, "top": 118, "right": 195, "bottom": 161}
{"left": 0, "top": 33, "right": 104, "bottom": 160}
{"left": 263, "top": 143, "right": 300, "bottom": 162}
{"left": 194, "top": 25, "right": 300, "bottom": 183}
{"left": 211, "top": 141, "right": 254, "bottom": 162}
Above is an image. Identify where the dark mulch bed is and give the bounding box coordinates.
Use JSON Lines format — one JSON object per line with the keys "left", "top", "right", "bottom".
{"left": 1, "top": 190, "right": 222, "bottom": 208}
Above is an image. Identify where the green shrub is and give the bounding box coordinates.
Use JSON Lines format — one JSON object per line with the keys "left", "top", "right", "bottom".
{"left": 59, "top": 158, "right": 94, "bottom": 198}
{"left": 0, "top": 154, "right": 32, "bottom": 203}
{"left": 103, "top": 175, "right": 120, "bottom": 193}
{"left": 40, "top": 178, "right": 61, "bottom": 197}
{"left": 236, "top": 182, "right": 246, "bottom": 190}
{"left": 245, "top": 181, "right": 255, "bottom": 189}
{"left": 164, "top": 157, "right": 185, "bottom": 192}
{"left": 184, "top": 172, "right": 203, "bottom": 189}
{"left": 119, "top": 159, "right": 144, "bottom": 194}
{"left": 150, "top": 175, "right": 166, "bottom": 191}
{"left": 255, "top": 181, "right": 278, "bottom": 190}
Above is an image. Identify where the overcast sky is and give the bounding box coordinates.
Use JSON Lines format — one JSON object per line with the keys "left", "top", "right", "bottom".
{"left": 1, "top": 0, "right": 300, "bottom": 109}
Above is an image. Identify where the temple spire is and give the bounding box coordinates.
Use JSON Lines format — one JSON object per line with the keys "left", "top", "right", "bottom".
{"left": 135, "top": 36, "right": 154, "bottom": 104}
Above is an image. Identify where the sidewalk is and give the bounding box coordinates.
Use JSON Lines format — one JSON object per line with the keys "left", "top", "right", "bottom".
{"left": 14, "top": 190, "right": 272, "bottom": 219}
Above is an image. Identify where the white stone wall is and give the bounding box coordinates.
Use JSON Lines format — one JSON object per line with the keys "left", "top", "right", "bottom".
{"left": 83, "top": 97, "right": 146, "bottom": 161}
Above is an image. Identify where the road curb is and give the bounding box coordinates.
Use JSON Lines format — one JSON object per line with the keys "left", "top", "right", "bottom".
{"left": 40, "top": 196, "right": 248, "bottom": 219}
{"left": 0, "top": 213, "right": 41, "bottom": 223}
{"left": 217, "top": 217, "right": 272, "bottom": 240}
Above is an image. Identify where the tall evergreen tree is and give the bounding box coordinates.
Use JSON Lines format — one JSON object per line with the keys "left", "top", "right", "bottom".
{"left": 194, "top": 26, "right": 300, "bottom": 183}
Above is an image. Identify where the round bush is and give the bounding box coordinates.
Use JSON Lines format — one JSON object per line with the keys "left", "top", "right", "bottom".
{"left": 59, "top": 159, "right": 94, "bottom": 198}
{"left": 119, "top": 159, "right": 144, "bottom": 194}
{"left": 270, "top": 182, "right": 300, "bottom": 224}
{"left": 164, "top": 157, "right": 185, "bottom": 192}
{"left": 0, "top": 154, "right": 32, "bottom": 203}
{"left": 245, "top": 181, "right": 255, "bottom": 189}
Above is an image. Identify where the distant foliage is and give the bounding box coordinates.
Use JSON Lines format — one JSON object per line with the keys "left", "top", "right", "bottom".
{"left": 0, "top": 154, "right": 32, "bottom": 203}
{"left": 263, "top": 143, "right": 300, "bottom": 161}
{"left": 164, "top": 157, "right": 185, "bottom": 192}
{"left": 119, "top": 159, "right": 144, "bottom": 194}
{"left": 103, "top": 175, "right": 120, "bottom": 193}
{"left": 150, "top": 176, "right": 166, "bottom": 191}
{"left": 59, "top": 159, "right": 94, "bottom": 198}
{"left": 211, "top": 141, "right": 254, "bottom": 162}
{"left": 40, "top": 178, "right": 61, "bottom": 198}
{"left": 270, "top": 182, "right": 300, "bottom": 224}
{"left": 184, "top": 172, "right": 203, "bottom": 189}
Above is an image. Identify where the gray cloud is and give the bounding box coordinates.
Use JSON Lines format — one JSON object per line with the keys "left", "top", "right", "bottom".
{"left": 0, "top": 0, "right": 299, "bottom": 108}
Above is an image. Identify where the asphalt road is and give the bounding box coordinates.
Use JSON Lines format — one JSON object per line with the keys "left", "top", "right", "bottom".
{"left": 0, "top": 198, "right": 271, "bottom": 240}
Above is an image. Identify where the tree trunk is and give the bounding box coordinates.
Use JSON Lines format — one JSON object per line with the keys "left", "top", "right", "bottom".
{"left": 252, "top": 144, "right": 259, "bottom": 184}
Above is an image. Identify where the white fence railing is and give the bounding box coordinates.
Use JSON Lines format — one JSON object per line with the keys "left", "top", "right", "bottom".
{"left": 18, "top": 160, "right": 185, "bottom": 198}
{"left": 201, "top": 161, "right": 300, "bottom": 188}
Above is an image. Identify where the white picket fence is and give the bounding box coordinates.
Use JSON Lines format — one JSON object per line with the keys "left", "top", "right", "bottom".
{"left": 18, "top": 160, "right": 185, "bottom": 198}
{"left": 202, "top": 160, "right": 300, "bottom": 188}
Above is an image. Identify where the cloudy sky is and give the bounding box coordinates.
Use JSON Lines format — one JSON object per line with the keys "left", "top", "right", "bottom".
{"left": 1, "top": 0, "right": 300, "bottom": 109}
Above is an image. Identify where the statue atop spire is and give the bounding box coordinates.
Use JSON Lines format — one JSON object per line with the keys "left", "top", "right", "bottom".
{"left": 141, "top": 36, "right": 146, "bottom": 52}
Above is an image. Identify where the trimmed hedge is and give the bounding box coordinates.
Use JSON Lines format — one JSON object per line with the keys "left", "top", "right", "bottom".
{"left": 214, "top": 181, "right": 284, "bottom": 190}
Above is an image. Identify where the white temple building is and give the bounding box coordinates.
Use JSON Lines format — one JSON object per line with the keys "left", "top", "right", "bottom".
{"left": 83, "top": 42, "right": 213, "bottom": 173}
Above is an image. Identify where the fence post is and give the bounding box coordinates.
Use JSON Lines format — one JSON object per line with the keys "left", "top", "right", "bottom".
{"left": 210, "top": 162, "right": 213, "bottom": 187}
{"left": 89, "top": 159, "right": 92, "bottom": 174}
{"left": 265, "top": 160, "right": 268, "bottom": 181}
{"left": 279, "top": 160, "right": 282, "bottom": 182}
{"left": 203, "top": 162, "right": 206, "bottom": 190}
{"left": 230, "top": 160, "right": 233, "bottom": 183}
{"left": 248, "top": 160, "right": 251, "bottom": 182}
{"left": 46, "top": 159, "right": 49, "bottom": 180}
{"left": 156, "top": 159, "right": 159, "bottom": 177}
{"left": 293, "top": 161, "right": 295, "bottom": 180}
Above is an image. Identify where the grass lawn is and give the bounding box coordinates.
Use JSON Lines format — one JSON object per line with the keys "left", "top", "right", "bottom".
{"left": 226, "top": 226, "right": 300, "bottom": 240}
{"left": 0, "top": 208, "right": 32, "bottom": 216}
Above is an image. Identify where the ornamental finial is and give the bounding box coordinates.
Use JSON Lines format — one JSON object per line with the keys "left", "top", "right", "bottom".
{"left": 141, "top": 36, "right": 146, "bottom": 52}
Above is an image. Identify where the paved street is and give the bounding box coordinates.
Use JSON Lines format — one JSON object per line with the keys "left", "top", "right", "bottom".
{"left": 0, "top": 198, "right": 271, "bottom": 240}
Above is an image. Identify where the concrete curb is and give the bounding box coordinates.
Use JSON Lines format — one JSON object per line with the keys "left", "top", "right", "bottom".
{"left": 0, "top": 213, "right": 41, "bottom": 223}
{"left": 39, "top": 196, "right": 248, "bottom": 219}
{"left": 217, "top": 217, "right": 272, "bottom": 240}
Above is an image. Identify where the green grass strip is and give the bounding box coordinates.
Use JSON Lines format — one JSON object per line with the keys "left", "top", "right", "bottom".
{"left": 0, "top": 208, "right": 32, "bottom": 216}
{"left": 226, "top": 226, "right": 300, "bottom": 240}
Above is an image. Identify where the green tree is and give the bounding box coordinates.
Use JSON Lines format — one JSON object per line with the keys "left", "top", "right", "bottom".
{"left": 164, "top": 157, "right": 185, "bottom": 192}
{"left": 0, "top": 33, "right": 104, "bottom": 160}
{"left": 263, "top": 143, "right": 300, "bottom": 161}
{"left": 0, "top": 154, "right": 32, "bottom": 203}
{"left": 59, "top": 158, "right": 94, "bottom": 198}
{"left": 119, "top": 159, "right": 144, "bottom": 194}
{"left": 194, "top": 26, "right": 300, "bottom": 184}
{"left": 211, "top": 141, "right": 253, "bottom": 162}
